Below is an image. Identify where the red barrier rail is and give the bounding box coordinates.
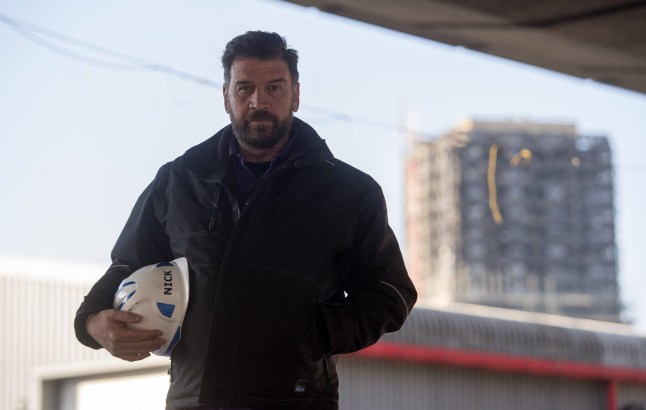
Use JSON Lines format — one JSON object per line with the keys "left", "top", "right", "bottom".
{"left": 350, "top": 342, "right": 646, "bottom": 410}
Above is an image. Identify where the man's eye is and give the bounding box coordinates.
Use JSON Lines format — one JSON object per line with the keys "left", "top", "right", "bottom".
{"left": 268, "top": 84, "right": 283, "bottom": 93}
{"left": 237, "top": 86, "right": 252, "bottom": 94}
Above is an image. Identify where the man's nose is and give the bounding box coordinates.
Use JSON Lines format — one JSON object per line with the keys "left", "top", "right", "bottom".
{"left": 250, "top": 88, "right": 270, "bottom": 110}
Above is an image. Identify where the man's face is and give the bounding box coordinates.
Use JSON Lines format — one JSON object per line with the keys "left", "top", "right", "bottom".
{"left": 224, "top": 57, "right": 300, "bottom": 150}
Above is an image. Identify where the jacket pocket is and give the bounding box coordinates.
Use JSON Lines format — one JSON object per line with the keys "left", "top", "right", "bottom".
{"left": 172, "top": 183, "right": 234, "bottom": 237}
{"left": 230, "top": 267, "right": 330, "bottom": 401}
{"left": 170, "top": 183, "right": 235, "bottom": 267}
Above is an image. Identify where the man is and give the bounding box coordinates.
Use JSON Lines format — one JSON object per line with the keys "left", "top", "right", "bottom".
{"left": 75, "top": 31, "right": 416, "bottom": 410}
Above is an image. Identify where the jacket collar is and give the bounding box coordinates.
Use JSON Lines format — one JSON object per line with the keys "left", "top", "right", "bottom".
{"left": 180, "top": 117, "right": 333, "bottom": 183}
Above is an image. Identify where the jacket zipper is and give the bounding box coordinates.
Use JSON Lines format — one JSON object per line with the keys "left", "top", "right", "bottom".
{"left": 198, "top": 181, "right": 240, "bottom": 406}
{"left": 208, "top": 185, "right": 222, "bottom": 232}
{"left": 200, "top": 139, "right": 331, "bottom": 405}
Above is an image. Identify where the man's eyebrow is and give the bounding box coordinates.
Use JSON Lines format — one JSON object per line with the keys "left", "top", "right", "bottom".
{"left": 263, "top": 78, "right": 288, "bottom": 87}
{"left": 233, "top": 78, "right": 287, "bottom": 86}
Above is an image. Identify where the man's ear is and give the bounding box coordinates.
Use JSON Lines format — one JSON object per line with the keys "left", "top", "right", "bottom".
{"left": 292, "top": 82, "right": 300, "bottom": 112}
{"left": 223, "top": 85, "right": 231, "bottom": 113}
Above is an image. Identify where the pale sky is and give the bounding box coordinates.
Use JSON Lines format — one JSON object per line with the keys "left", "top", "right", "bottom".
{"left": 1, "top": 0, "right": 645, "bottom": 330}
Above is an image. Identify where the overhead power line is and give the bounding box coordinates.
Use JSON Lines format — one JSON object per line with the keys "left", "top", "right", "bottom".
{"left": 0, "top": 13, "right": 220, "bottom": 87}
{"left": 0, "top": 12, "right": 420, "bottom": 136}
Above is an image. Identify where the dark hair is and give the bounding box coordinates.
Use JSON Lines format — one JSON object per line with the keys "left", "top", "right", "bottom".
{"left": 221, "top": 31, "right": 299, "bottom": 86}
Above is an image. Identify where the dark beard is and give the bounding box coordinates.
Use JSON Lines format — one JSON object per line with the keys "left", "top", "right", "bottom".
{"left": 231, "top": 110, "right": 293, "bottom": 149}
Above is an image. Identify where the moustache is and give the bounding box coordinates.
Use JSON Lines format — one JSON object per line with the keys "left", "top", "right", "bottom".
{"left": 245, "top": 110, "right": 278, "bottom": 123}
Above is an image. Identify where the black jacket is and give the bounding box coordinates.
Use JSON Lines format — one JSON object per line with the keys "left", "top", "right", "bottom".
{"left": 75, "top": 118, "right": 417, "bottom": 409}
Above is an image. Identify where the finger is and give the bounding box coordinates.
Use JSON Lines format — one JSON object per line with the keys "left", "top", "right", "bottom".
{"left": 119, "top": 352, "right": 151, "bottom": 362}
{"left": 110, "top": 338, "right": 166, "bottom": 355}
{"left": 113, "top": 327, "right": 164, "bottom": 343}
{"left": 110, "top": 309, "right": 143, "bottom": 323}
{"left": 109, "top": 343, "right": 164, "bottom": 358}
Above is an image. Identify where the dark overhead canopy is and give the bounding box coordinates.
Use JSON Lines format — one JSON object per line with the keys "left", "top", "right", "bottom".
{"left": 282, "top": 0, "right": 646, "bottom": 95}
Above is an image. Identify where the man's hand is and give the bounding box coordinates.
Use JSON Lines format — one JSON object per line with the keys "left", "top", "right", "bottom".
{"left": 86, "top": 309, "right": 165, "bottom": 362}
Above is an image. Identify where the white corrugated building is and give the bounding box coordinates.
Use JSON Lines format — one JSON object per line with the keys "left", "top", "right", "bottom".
{"left": 0, "top": 254, "right": 169, "bottom": 410}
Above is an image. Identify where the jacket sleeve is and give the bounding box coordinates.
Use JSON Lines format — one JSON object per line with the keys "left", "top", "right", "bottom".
{"left": 74, "top": 164, "right": 174, "bottom": 349}
{"left": 319, "top": 179, "right": 417, "bottom": 355}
